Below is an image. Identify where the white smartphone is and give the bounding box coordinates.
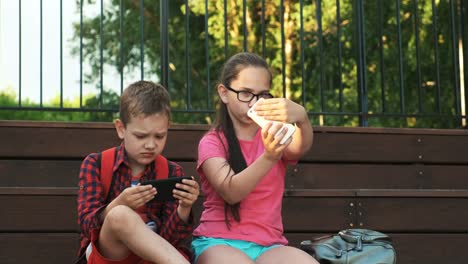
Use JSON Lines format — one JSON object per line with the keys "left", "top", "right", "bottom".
{"left": 247, "top": 98, "right": 296, "bottom": 144}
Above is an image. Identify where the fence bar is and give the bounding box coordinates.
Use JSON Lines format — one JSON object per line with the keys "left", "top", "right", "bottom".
{"left": 316, "top": 0, "right": 324, "bottom": 111}
{"left": 378, "top": 0, "right": 386, "bottom": 112}
{"left": 204, "top": 0, "right": 211, "bottom": 108}
{"left": 140, "top": 0, "right": 144, "bottom": 80}
{"left": 261, "top": 0, "right": 266, "bottom": 58}
{"left": 280, "top": 0, "right": 286, "bottom": 96}
{"left": 40, "top": 0, "right": 43, "bottom": 107}
{"left": 450, "top": 0, "right": 461, "bottom": 116}
{"left": 243, "top": 0, "right": 247, "bottom": 52}
{"left": 462, "top": 0, "right": 467, "bottom": 123}
{"left": 300, "top": 0, "right": 305, "bottom": 106}
{"left": 431, "top": 0, "right": 441, "bottom": 112}
{"left": 413, "top": 0, "right": 422, "bottom": 112}
{"left": 185, "top": 0, "right": 191, "bottom": 109}
{"left": 18, "top": 0, "right": 22, "bottom": 107}
{"left": 396, "top": 0, "right": 405, "bottom": 113}
{"left": 337, "top": 0, "right": 344, "bottom": 112}
{"left": 99, "top": 0, "right": 104, "bottom": 106}
{"left": 80, "top": 0, "right": 83, "bottom": 107}
{"left": 224, "top": 0, "right": 228, "bottom": 59}
{"left": 60, "top": 0, "right": 63, "bottom": 108}
{"left": 160, "top": 0, "right": 169, "bottom": 88}
{"left": 356, "top": 0, "right": 368, "bottom": 126}
{"left": 119, "top": 0, "right": 124, "bottom": 94}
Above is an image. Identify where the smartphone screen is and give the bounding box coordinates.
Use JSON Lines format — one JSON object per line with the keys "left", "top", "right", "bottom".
{"left": 141, "top": 176, "right": 192, "bottom": 202}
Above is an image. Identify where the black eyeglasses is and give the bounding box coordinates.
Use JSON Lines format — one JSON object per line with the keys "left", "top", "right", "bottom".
{"left": 224, "top": 85, "right": 274, "bottom": 103}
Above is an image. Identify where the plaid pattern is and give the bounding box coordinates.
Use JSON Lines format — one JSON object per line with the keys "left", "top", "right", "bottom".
{"left": 77, "top": 143, "right": 193, "bottom": 257}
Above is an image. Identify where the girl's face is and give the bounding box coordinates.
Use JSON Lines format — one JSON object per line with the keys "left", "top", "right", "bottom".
{"left": 219, "top": 66, "right": 271, "bottom": 127}
{"left": 115, "top": 113, "right": 169, "bottom": 171}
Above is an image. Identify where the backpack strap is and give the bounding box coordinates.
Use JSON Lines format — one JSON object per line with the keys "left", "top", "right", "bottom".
{"left": 100, "top": 147, "right": 117, "bottom": 200}
{"left": 100, "top": 148, "right": 169, "bottom": 200}
{"left": 154, "top": 155, "right": 169, "bottom": 180}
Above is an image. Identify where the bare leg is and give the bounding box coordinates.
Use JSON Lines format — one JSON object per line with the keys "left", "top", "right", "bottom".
{"left": 195, "top": 245, "right": 255, "bottom": 264}
{"left": 98, "top": 205, "right": 189, "bottom": 264}
{"left": 256, "top": 245, "right": 319, "bottom": 264}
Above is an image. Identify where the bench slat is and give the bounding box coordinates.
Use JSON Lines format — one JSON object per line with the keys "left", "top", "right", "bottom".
{"left": 2, "top": 160, "right": 468, "bottom": 190}
{"left": 286, "top": 163, "right": 468, "bottom": 189}
{"left": 3, "top": 191, "right": 467, "bottom": 232}
{"left": 1, "top": 124, "right": 467, "bottom": 164}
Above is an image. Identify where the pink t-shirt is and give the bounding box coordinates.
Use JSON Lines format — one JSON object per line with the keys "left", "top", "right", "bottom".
{"left": 193, "top": 129, "right": 293, "bottom": 246}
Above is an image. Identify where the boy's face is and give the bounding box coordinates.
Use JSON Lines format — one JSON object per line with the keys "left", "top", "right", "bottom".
{"left": 115, "top": 113, "right": 169, "bottom": 168}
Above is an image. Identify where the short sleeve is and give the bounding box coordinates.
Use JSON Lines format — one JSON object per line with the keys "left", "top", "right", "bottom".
{"left": 197, "top": 131, "right": 227, "bottom": 171}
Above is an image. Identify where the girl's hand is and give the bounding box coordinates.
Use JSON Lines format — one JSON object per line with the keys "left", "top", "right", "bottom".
{"left": 115, "top": 184, "right": 157, "bottom": 210}
{"left": 261, "top": 122, "right": 290, "bottom": 161}
{"left": 174, "top": 176, "right": 200, "bottom": 209}
{"left": 255, "top": 98, "right": 307, "bottom": 124}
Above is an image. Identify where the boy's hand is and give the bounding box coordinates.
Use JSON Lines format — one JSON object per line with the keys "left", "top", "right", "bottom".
{"left": 174, "top": 176, "right": 200, "bottom": 209}
{"left": 115, "top": 184, "right": 157, "bottom": 210}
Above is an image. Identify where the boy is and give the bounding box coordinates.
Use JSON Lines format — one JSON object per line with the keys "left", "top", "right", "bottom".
{"left": 77, "top": 81, "right": 199, "bottom": 264}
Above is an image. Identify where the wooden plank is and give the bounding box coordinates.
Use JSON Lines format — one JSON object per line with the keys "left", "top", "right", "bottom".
{"left": 285, "top": 233, "right": 468, "bottom": 264}
{"left": 302, "top": 132, "right": 468, "bottom": 163}
{"left": 286, "top": 164, "right": 468, "bottom": 189}
{"left": 282, "top": 197, "right": 356, "bottom": 231}
{"left": 2, "top": 159, "right": 467, "bottom": 190}
{"left": 357, "top": 197, "right": 468, "bottom": 231}
{"left": 0, "top": 194, "right": 77, "bottom": 231}
{"left": 0, "top": 123, "right": 203, "bottom": 160}
{"left": 0, "top": 192, "right": 355, "bottom": 232}
{"left": 0, "top": 187, "right": 76, "bottom": 195}
{"left": 0, "top": 126, "right": 204, "bottom": 160}
{"left": 1, "top": 121, "right": 467, "bottom": 164}
{"left": 0, "top": 160, "right": 197, "bottom": 187}
{"left": 0, "top": 160, "right": 82, "bottom": 187}
{"left": 0, "top": 233, "right": 78, "bottom": 264}
{"left": 2, "top": 188, "right": 467, "bottom": 231}
{"left": 0, "top": 126, "right": 120, "bottom": 158}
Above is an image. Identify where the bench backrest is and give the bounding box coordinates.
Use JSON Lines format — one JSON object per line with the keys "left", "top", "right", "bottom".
{"left": 0, "top": 121, "right": 467, "bottom": 264}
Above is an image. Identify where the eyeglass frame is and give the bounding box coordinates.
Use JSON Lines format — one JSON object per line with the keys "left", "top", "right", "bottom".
{"left": 223, "top": 84, "right": 274, "bottom": 103}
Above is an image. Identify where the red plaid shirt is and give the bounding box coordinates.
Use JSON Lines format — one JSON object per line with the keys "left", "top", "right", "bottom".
{"left": 77, "top": 144, "right": 193, "bottom": 257}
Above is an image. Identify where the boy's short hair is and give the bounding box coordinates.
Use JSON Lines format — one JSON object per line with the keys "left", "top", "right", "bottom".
{"left": 120, "top": 81, "right": 171, "bottom": 126}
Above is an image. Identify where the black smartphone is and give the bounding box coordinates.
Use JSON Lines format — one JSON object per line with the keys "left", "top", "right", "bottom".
{"left": 141, "top": 176, "right": 192, "bottom": 202}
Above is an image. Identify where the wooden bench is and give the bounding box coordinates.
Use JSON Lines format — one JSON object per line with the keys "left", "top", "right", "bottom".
{"left": 0, "top": 120, "right": 467, "bottom": 263}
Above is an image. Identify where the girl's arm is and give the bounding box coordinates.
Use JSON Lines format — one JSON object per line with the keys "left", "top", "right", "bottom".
{"left": 201, "top": 125, "right": 286, "bottom": 204}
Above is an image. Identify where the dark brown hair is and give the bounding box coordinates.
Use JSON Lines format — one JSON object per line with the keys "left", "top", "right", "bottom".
{"left": 214, "top": 52, "right": 272, "bottom": 228}
{"left": 119, "top": 80, "right": 171, "bottom": 126}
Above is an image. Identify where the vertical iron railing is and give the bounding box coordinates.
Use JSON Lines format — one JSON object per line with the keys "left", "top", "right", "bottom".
{"left": 160, "top": 0, "right": 169, "bottom": 89}
{"left": 1, "top": 0, "right": 466, "bottom": 127}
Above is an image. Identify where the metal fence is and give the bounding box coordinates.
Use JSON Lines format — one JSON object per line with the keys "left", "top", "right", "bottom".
{"left": 0, "top": 0, "right": 466, "bottom": 128}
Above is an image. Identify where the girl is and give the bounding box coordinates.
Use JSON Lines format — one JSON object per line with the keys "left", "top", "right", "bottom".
{"left": 191, "top": 52, "right": 317, "bottom": 264}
